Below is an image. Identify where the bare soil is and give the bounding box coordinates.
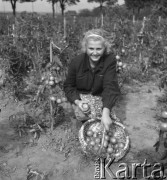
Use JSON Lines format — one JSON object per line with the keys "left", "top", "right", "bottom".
{"left": 0, "top": 80, "right": 165, "bottom": 180}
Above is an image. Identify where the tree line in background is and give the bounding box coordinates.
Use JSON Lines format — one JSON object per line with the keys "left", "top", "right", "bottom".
{"left": 2, "top": 0, "right": 167, "bottom": 19}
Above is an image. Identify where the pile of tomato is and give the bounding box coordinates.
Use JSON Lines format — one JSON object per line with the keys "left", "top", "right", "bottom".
{"left": 86, "top": 127, "right": 125, "bottom": 156}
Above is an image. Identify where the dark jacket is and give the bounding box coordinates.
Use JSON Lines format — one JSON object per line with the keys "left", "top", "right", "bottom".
{"left": 63, "top": 53, "right": 120, "bottom": 109}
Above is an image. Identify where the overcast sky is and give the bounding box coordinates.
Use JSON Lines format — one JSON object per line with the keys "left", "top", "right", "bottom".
{"left": 0, "top": 0, "right": 124, "bottom": 13}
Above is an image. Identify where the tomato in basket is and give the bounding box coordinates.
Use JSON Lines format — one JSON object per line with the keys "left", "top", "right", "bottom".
{"left": 107, "top": 147, "right": 114, "bottom": 154}
{"left": 93, "top": 133, "right": 98, "bottom": 138}
{"left": 101, "top": 147, "right": 107, "bottom": 153}
{"left": 87, "top": 130, "right": 93, "bottom": 137}
{"left": 95, "top": 138, "right": 101, "bottom": 144}
{"left": 103, "top": 140, "right": 108, "bottom": 148}
{"left": 86, "top": 137, "right": 91, "bottom": 142}
{"left": 90, "top": 141, "right": 95, "bottom": 146}
{"left": 110, "top": 137, "right": 117, "bottom": 145}
{"left": 118, "top": 142, "right": 125, "bottom": 149}
{"left": 108, "top": 143, "right": 113, "bottom": 148}
{"left": 108, "top": 131, "right": 113, "bottom": 137}
{"left": 113, "top": 144, "right": 119, "bottom": 150}
{"left": 104, "top": 135, "right": 110, "bottom": 141}
{"left": 94, "top": 145, "right": 100, "bottom": 152}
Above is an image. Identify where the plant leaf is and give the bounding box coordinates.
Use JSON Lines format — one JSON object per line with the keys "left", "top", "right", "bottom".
{"left": 53, "top": 55, "right": 63, "bottom": 67}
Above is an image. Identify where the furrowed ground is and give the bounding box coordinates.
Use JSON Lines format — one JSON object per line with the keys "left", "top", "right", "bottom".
{"left": 0, "top": 78, "right": 164, "bottom": 180}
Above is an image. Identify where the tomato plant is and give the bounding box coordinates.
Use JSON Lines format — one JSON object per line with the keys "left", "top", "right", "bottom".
{"left": 1, "top": 11, "right": 167, "bottom": 145}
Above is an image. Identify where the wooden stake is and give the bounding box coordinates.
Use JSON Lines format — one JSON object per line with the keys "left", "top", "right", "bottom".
{"left": 132, "top": 15, "right": 135, "bottom": 25}
{"left": 114, "top": 23, "right": 116, "bottom": 31}
{"left": 95, "top": 17, "right": 97, "bottom": 28}
{"left": 140, "top": 17, "right": 146, "bottom": 34}
{"left": 139, "top": 52, "right": 142, "bottom": 63}
{"left": 101, "top": 13, "right": 104, "bottom": 27}
{"left": 50, "top": 99, "right": 54, "bottom": 133}
{"left": 50, "top": 41, "right": 53, "bottom": 63}
{"left": 63, "top": 16, "right": 67, "bottom": 39}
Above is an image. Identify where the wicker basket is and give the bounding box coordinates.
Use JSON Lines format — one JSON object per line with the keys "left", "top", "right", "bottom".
{"left": 78, "top": 118, "right": 130, "bottom": 162}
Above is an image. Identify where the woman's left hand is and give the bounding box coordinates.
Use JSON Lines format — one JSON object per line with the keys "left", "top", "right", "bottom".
{"left": 101, "top": 108, "right": 113, "bottom": 131}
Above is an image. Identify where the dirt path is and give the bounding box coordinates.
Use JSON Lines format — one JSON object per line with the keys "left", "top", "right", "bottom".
{"left": 0, "top": 81, "right": 163, "bottom": 180}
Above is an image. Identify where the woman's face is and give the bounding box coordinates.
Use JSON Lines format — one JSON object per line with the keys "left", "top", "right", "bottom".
{"left": 86, "top": 39, "right": 105, "bottom": 62}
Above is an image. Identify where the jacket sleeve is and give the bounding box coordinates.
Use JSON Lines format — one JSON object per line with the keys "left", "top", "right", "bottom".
{"left": 102, "top": 58, "right": 121, "bottom": 110}
{"left": 63, "top": 59, "right": 80, "bottom": 103}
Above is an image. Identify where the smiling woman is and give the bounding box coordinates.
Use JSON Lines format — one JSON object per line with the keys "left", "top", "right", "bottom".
{"left": 63, "top": 28, "right": 121, "bottom": 131}
{"left": 86, "top": 39, "right": 105, "bottom": 67}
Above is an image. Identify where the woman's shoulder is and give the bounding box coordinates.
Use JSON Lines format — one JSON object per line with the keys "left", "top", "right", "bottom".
{"left": 104, "top": 52, "right": 116, "bottom": 65}
{"left": 71, "top": 53, "right": 86, "bottom": 63}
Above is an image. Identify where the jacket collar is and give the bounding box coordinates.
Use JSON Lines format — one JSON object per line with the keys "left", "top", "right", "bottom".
{"left": 83, "top": 53, "right": 105, "bottom": 73}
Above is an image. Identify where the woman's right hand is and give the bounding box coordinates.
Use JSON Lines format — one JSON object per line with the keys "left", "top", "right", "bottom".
{"left": 74, "top": 99, "right": 88, "bottom": 112}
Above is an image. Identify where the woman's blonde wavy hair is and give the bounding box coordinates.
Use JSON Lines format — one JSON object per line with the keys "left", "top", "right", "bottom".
{"left": 81, "top": 29, "right": 111, "bottom": 55}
